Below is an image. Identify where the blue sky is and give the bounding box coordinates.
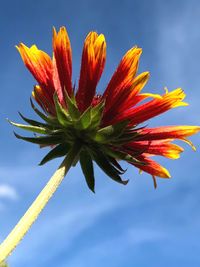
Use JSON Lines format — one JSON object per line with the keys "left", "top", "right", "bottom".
{"left": 1, "top": 0, "right": 200, "bottom": 266}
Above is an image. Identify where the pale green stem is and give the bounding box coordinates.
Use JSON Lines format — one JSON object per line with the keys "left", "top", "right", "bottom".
{"left": 0, "top": 144, "right": 81, "bottom": 263}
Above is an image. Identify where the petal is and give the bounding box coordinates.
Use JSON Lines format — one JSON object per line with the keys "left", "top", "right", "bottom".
{"left": 126, "top": 140, "right": 184, "bottom": 159}
{"left": 103, "top": 47, "right": 142, "bottom": 109}
{"left": 102, "top": 71, "right": 149, "bottom": 125}
{"left": 109, "top": 88, "right": 187, "bottom": 125}
{"left": 53, "top": 27, "right": 73, "bottom": 99}
{"left": 17, "top": 43, "right": 54, "bottom": 97}
{"left": 32, "top": 85, "right": 55, "bottom": 115}
{"left": 137, "top": 125, "right": 200, "bottom": 141}
{"left": 118, "top": 72, "right": 150, "bottom": 111}
{"left": 76, "top": 32, "right": 106, "bottom": 112}
{"left": 131, "top": 154, "right": 171, "bottom": 179}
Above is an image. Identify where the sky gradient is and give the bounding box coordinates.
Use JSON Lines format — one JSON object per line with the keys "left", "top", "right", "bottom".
{"left": 1, "top": 0, "right": 200, "bottom": 266}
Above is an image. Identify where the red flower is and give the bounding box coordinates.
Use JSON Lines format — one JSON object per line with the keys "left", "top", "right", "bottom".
{"left": 14, "top": 26, "right": 200, "bottom": 189}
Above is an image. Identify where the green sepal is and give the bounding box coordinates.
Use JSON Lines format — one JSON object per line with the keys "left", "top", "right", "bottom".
{"left": 65, "top": 92, "right": 80, "bottom": 120}
{"left": 107, "top": 157, "right": 126, "bottom": 174}
{"left": 111, "top": 131, "right": 140, "bottom": 145}
{"left": 75, "top": 101, "right": 105, "bottom": 132}
{"left": 75, "top": 107, "right": 92, "bottom": 130}
{"left": 14, "top": 132, "right": 63, "bottom": 145}
{"left": 39, "top": 143, "right": 70, "bottom": 165}
{"left": 94, "top": 120, "right": 128, "bottom": 143}
{"left": 102, "top": 146, "right": 145, "bottom": 165}
{"left": 30, "top": 98, "right": 59, "bottom": 126}
{"left": 54, "top": 95, "right": 72, "bottom": 127}
{"left": 19, "top": 112, "right": 54, "bottom": 129}
{"left": 71, "top": 153, "right": 80, "bottom": 167}
{"left": 90, "top": 101, "right": 105, "bottom": 129}
{"left": 90, "top": 149, "right": 128, "bottom": 185}
{"left": 8, "top": 120, "right": 51, "bottom": 135}
{"left": 113, "top": 127, "right": 145, "bottom": 145}
{"left": 80, "top": 150, "right": 95, "bottom": 192}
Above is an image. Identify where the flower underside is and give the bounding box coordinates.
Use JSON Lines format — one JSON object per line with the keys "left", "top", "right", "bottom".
{"left": 11, "top": 95, "right": 143, "bottom": 191}
{"left": 11, "top": 26, "right": 200, "bottom": 191}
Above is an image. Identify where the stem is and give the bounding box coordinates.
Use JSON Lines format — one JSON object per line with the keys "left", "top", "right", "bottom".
{"left": 0, "top": 144, "right": 81, "bottom": 263}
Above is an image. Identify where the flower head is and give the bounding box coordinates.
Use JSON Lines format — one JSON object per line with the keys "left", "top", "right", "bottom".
{"left": 13, "top": 26, "right": 200, "bottom": 190}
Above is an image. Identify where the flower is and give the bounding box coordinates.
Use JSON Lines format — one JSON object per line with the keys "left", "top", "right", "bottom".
{"left": 1, "top": 26, "right": 200, "bottom": 265}
{"left": 13, "top": 26, "right": 200, "bottom": 190}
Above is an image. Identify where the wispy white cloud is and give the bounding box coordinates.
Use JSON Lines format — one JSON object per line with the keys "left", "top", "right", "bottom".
{"left": 0, "top": 184, "right": 18, "bottom": 201}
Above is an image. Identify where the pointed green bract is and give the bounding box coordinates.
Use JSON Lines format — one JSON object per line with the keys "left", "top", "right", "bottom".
{"left": 75, "top": 101, "right": 105, "bottom": 131}
{"left": 112, "top": 131, "right": 140, "bottom": 145}
{"left": 102, "top": 146, "right": 145, "bottom": 165}
{"left": 8, "top": 120, "right": 51, "bottom": 135}
{"left": 65, "top": 92, "right": 80, "bottom": 120}
{"left": 90, "top": 149, "right": 128, "bottom": 185}
{"left": 14, "top": 132, "right": 63, "bottom": 145}
{"left": 107, "top": 157, "right": 126, "bottom": 174}
{"left": 19, "top": 112, "right": 53, "bottom": 129}
{"left": 94, "top": 120, "right": 128, "bottom": 143}
{"left": 75, "top": 107, "right": 92, "bottom": 130}
{"left": 54, "top": 95, "right": 72, "bottom": 127}
{"left": 90, "top": 101, "right": 105, "bottom": 129}
{"left": 80, "top": 150, "right": 95, "bottom": 192}
{"left": 30, "top": 99, "right": 59, "bottom": 126}
{"left": 39, "top": 143, "right": 70, "bottom": 165}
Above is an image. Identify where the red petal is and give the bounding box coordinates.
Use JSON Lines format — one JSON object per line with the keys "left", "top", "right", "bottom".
{"left": 131, "top": 154, "right": 171, "bottom": 178}
{"left": 32, "top": 85, "right": 55, "bottom": 115}
{"left": 108, "top": 88, "right": 187, "bottom": 125}
{"left": 126, "top": 140, "right": 184, "bottom": 159}
{"left": 103, "top": 47, "right": 142, "bottom": 112}
{"left": 17, "top": 43, "right": 55, "bottom": 99}
{"left": 137, "top": 125, "right": 200, "bottom": 141}
{"left": 76, "top": 32, "right": 106, "bottom": 112}
{"left": 53, "top": 27, "right": 73, "bottom": 100}
{"left": 102, "top": 71, "right": 149, "bottom": 125}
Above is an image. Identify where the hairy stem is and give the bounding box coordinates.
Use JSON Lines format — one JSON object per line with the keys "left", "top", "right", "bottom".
{"left": 0, "top": 144, "right": 81, "bottom": 263}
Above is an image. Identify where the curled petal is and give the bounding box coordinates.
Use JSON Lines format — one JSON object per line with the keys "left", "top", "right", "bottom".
{"left": 32, "top": 85, "right": 55, "bottom": 115}
{"left": 132, "top": 154, "right": 171, "bottom": 179}
{"left": 103, "top": 47, "right": 142, "bottom": 111}
{"left": 118, "top": 71, "right": 150, "bottom": 110}
{"left": 137, "top": 125, "right": 200, "bottom": 141}
{"left": 17, "top": 43, "right": 54, "bottom": 96}
{"left": 128, "top": 88, "right": 187, "bottom": 125}
{"left": 102, "top": 71, "right": 150, "bottom": 125}
{"left": 53, "top": 27, "right": 73, "bottom": 99}
{"left": 76, "top": 32, "right": 106, "bottom": 112}
{"left": 109, "top": 88, "right": 187, "bottom": 126}
{"left": 126, "top": 140, "right": 184, "bottom": 159}
{"left": 181, "top": 138, "right": 196, "bottom": 151}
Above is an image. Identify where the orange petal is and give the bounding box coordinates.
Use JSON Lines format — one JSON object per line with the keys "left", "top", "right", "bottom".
{"left": 102, "top": 72, "right": 150, "bottom": 125}
{"left": 127, "top": 140, "right": 184, "bottom": 159}
{"left": 53, "top": 27, "right": 73, "bottom": 99}
{"left": 17, "top": 43, "right": 54, "bottom": 96}
{"left": 109, "top": 88, "right": 187, "bottom": 125}
{"left": 76, "top": 31, "right": 106, "bottom": 112}
{"left": 138, "top": 125, "right": 200, "bottom": 141}
{"left": 32, "top": 85, "right": 55, "bottom": 115}
{"left": 122, "top": 71, "right": 150, "bottom": 108}
{"left": 132, "top": 154, "right": 171, "bottom": 179}
{"left": 103, "top": 47, "right": 142, "bottom": 107}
